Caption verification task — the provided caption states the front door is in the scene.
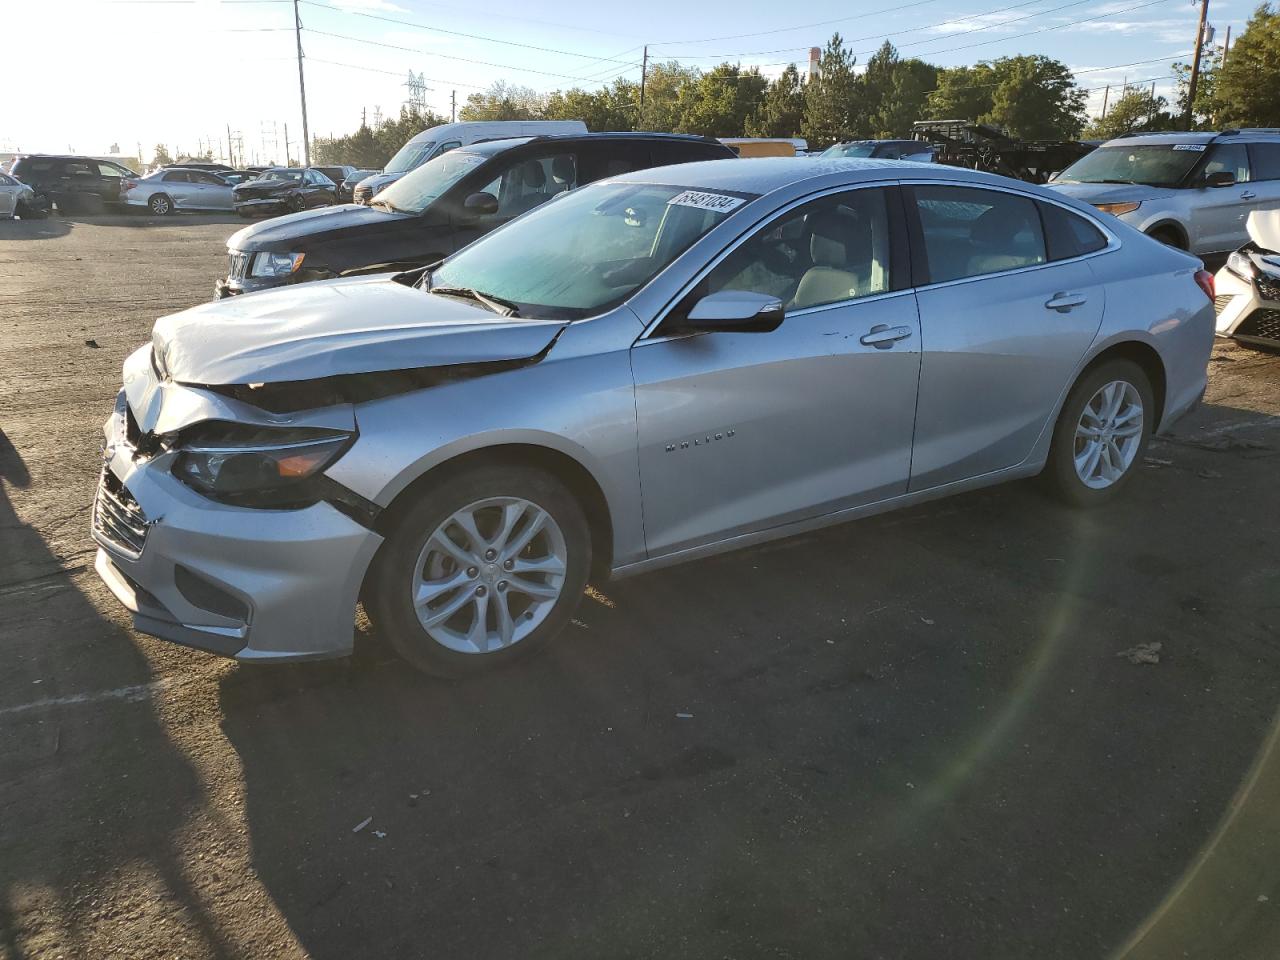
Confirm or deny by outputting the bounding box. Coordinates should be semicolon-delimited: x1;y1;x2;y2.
632;185;921;557
1193;143;1255;254
905;183;1106;490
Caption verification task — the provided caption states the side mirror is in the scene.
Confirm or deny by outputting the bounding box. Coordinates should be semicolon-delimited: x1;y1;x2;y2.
682;290;785;333
462;191;499;216
1204;170;1236;188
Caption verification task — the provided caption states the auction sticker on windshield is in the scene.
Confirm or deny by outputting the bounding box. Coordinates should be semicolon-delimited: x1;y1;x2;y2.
1172;144;1208;151
668;190;747;212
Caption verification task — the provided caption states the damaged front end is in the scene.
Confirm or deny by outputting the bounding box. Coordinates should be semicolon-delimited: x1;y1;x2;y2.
1215;210;1280;347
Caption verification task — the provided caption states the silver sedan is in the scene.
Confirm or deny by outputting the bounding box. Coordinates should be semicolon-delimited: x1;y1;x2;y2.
123;167;235;215
94;159;1215;675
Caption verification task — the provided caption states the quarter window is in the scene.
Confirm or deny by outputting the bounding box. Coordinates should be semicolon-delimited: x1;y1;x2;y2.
701;188;894;310
912;185;1046;284
1039;202;1108;260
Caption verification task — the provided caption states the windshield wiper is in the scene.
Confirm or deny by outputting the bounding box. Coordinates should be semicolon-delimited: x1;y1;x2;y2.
429;285;520;317
1090;178;1141;185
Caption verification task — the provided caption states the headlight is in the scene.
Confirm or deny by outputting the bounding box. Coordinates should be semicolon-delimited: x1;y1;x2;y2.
1226;250;1257;280
1093;201;1141;216
172;423;352;507
250;252;306;277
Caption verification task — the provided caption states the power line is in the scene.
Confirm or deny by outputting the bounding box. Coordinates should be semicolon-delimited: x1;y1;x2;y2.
650;0;951;46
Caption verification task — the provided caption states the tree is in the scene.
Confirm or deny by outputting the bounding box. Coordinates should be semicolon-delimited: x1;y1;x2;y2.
637;61;699;132
1211;3;1280;127
803;33;864;147
746;64;805;137
675;64;768;137
1083;88;1177;139
543;78;638;130
459;81;546;121
1173;48;1224;129
927;55;1085;138
312;106;446;168
152;143;173;167
872;58;938;137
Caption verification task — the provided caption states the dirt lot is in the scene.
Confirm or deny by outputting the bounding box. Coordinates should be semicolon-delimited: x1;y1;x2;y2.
1;212;1279;960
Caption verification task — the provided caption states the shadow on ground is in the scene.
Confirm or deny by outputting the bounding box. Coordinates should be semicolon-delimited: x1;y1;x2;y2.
219;402;1280;960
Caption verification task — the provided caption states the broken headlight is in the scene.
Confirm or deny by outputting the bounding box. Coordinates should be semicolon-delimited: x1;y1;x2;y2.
250;251;306;278
1226;250;1257;281
171;423;353;507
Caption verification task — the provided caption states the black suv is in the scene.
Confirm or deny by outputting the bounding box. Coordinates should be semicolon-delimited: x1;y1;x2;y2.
10;154;140;213
216;133;735;297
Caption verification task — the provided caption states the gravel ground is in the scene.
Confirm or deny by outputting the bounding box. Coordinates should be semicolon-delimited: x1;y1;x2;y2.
1;213;1279;960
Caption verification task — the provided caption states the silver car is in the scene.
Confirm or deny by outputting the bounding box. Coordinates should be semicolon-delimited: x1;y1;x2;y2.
94;159;1215;676
124;167;235;215
1050;130;1280;257
0;172;41;218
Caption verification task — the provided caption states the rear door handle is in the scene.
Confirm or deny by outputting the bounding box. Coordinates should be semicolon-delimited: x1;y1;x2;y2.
1045;292;1087;312
859;324;913;348
1241;191;1257;200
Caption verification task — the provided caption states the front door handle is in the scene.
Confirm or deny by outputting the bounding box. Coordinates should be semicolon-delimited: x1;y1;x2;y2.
1045;292;1087;312
1241;191;1257;200
859;324;913;349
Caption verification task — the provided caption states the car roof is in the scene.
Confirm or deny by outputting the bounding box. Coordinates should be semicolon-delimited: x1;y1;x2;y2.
1105;132;1218;146
457;132;727;158
607;156;1023;194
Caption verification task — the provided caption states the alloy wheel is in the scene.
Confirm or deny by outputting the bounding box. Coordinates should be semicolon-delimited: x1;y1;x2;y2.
411;496;568;654
1073;380;1144;489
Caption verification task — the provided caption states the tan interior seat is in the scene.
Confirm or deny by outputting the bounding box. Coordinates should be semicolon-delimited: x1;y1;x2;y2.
792;210;870;309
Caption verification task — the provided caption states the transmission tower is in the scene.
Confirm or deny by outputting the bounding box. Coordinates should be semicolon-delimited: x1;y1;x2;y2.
403;72;431;112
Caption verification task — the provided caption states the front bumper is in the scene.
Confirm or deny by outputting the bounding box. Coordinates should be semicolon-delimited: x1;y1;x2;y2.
92;408;382;661
214;271;296;299
1213;266;1280;346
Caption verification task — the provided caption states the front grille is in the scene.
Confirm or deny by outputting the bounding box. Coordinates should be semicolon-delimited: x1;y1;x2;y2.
1256;274;1280;303
1214;294;1234;317
1236;308;1280;343
353;183;372;205
93;469;149;557
228;251;251;280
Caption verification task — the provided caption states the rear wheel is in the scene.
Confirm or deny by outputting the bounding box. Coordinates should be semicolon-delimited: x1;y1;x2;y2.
287;193;305;213
1043;358;1154;506
365;464;591;678
148;193;173;216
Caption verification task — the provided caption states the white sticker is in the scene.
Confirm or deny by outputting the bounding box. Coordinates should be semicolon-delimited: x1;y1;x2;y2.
667;190;746;213
1172;144;1208;152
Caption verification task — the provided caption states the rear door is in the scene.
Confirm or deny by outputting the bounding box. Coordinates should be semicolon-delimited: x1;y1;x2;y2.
162;170;195;208
192;171;233;209
1193;143;1254;254
1245;142;1280;235
632;184;920;556
906;183;1107;490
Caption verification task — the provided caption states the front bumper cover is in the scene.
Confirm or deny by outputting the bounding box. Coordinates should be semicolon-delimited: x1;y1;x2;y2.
92;406;383;661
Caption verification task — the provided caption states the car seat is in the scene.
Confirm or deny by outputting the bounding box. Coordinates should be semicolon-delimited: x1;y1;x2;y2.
792;209;872;308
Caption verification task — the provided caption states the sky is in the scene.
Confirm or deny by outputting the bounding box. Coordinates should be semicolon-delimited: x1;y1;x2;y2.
1;0;1250;165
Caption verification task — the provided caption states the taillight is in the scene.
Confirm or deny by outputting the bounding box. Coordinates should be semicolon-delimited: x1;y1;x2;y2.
123;179;138;191
1194;269;1215;302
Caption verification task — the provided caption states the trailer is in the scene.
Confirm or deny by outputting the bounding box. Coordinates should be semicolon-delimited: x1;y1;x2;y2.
911;120;1097;184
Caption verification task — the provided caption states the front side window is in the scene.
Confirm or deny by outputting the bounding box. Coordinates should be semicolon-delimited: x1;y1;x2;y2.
0;174;15;186
1203;143;1251;183
486;153;578;220
913;185;1046;284
701;188;893;309
374;150;490;214
1056;144;1208;187
430;181;756;319
259;170;301;184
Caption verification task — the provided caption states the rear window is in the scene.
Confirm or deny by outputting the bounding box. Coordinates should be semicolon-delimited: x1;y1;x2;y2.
1039;202;1108;260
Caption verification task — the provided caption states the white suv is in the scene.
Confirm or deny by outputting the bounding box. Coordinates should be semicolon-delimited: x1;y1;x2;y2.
1050;129;1280;258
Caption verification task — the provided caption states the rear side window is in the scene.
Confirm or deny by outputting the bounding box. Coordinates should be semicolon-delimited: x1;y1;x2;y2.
163;171;190;183
912;185;1046;284
578;143;652;182
1039;202;1108;260
1248;142;1280;181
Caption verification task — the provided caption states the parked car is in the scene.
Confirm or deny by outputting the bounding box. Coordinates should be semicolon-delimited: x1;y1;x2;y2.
0;172;47;218
314;165;356;198
220;170;260;187
720;138;796;157
1213;208;1280;348
822;139;936;162
9;154;139;213
124;167;235;215
164;162;235;175
232;167;337;217
339;168;379;202
1050;129;1280;257
97;158;1214;675
215;132;735;298
353;119;588;204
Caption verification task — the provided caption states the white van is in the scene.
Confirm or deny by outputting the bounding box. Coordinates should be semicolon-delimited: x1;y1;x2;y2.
353;120;588;203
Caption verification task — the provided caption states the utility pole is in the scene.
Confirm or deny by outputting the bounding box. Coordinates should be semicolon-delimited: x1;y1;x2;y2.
293;0;311;166
1222;24;1231;65
284;122;291;167
1101;85;1110;118
451;90;457;122
1185;0;1210;129
226;123;233;167
639;45;649;119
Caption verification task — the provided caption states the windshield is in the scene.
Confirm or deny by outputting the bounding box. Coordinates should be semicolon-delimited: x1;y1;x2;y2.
385;139;437;175
1056;143;1207;187
429;182;756;320
257;169;301;184
374;150;489;214
823;143;876;158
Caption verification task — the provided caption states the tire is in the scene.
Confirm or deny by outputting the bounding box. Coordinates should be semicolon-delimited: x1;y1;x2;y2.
1042;358;1155;507
287;193;305;213
14;199;47;220
365;464;591;678
236;207;252;218
148;193;173;216
1147;226;1184;249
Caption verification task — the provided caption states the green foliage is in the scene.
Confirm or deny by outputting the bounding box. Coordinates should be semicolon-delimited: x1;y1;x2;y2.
675;64;768;137
151;143;173;166
637;61;700;132
927;55;1085;138
1083;89;1177;139
543;78;639;130
1212;4;1280;127
458;81;546;121
313;106;447;168
745;64;806;137
872;57;939;138
802;33;865;147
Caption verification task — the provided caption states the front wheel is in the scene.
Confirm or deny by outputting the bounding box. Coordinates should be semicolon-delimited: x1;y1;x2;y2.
287;193;305;213
365;464;591;677
148;193;173;216
1043;358;1154;506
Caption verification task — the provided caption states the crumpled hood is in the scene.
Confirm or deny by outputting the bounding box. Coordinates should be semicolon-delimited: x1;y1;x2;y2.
1247;209;1280;253
1047;181;1174;206
227;203;411;251
356;172;402;197
152;274;566;386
